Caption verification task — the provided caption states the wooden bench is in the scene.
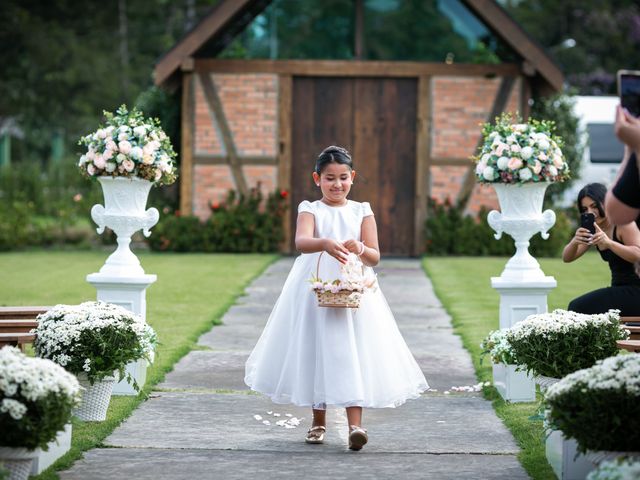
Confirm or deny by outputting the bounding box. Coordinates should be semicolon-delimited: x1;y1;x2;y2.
0;306;49;350
617;316;640;352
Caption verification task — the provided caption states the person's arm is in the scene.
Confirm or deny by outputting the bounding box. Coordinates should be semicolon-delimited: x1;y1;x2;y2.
592;222;640;264
343;215;381;267
562;227;592;262
295;212;349;264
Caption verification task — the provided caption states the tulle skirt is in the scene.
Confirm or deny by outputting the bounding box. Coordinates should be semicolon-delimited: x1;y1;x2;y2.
244;253;429;408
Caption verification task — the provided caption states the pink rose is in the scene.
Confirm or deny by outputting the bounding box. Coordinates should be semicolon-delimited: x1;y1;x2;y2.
538;152;547;161
122;159;135;172
495;143;508;156
87;164;96;176
106;140;117;151
507;157;523;170
103;149;114;160
532;160;542;174
118;140;132;154
553;155;564;168
93;156;106;169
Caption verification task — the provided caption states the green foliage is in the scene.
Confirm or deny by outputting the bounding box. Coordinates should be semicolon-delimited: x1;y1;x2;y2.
530;92;586;204
424;197;572;257
148;188;288;253
545;356;640;453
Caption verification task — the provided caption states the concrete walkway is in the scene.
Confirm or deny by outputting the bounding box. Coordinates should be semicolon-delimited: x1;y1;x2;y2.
60;259;528;479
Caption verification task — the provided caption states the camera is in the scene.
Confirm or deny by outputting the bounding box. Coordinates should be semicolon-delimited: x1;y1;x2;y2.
618;70;640;118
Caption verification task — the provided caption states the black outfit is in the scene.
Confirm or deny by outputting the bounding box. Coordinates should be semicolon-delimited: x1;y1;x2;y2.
612;153;640;208
568;227;640;316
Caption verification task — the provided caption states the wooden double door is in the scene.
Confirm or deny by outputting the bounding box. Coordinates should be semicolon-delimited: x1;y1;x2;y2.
290;77;417;256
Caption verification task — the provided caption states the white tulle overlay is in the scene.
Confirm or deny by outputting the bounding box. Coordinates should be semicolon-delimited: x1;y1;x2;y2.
244;200;429;408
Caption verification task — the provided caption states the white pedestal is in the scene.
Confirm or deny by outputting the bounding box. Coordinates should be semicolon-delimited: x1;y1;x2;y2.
546;429;595;480
491;276;556;403
86;272;156;395
31;423;71;475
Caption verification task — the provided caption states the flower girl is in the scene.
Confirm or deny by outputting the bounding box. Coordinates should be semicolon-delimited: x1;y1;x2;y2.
245;146;428;451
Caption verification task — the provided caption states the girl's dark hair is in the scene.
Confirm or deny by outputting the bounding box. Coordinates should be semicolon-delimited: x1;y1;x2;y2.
315;145;353;174
577;183;607;217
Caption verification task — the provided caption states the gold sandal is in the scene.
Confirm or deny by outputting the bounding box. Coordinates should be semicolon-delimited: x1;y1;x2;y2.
348;426;368;451
305;426;326;444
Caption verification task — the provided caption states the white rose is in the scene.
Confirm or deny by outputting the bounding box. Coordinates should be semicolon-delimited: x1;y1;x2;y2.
142;153;154;165
482;166;496;181
548;165;558;176
155;169;163;181
130;146;143;160
119;126;131;134
475;161;487;175
506;135;516;144
133;126;147;138
497;156;509;170
537;139;550;150
78;155;87;165
118;132;128;142
116;153;127;164
105;161;117;173
97;129;107;139
518;168;532;181
481;153;491;163
521;146;533;160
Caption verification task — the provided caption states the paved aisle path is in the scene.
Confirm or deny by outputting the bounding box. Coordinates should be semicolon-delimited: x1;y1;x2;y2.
61;259;528;479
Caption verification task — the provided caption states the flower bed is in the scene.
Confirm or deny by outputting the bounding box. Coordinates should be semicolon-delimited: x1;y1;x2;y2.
78;105;177;185
481;309;627;378
0;347;80;450
474;113;570;185
34;301;157;390
545;354;640;453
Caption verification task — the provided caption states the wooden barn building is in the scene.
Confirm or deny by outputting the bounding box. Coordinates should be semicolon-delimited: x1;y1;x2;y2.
154;0;563;256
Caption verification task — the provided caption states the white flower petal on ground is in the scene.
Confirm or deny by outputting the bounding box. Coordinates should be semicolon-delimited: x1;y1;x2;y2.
253;414;262;421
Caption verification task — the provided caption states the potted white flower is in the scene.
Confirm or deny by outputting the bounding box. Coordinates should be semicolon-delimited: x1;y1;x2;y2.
0;347;80;480
482;309;628;388
78;105;178;277
33;301;157;421
587;457;640;479
474;113;571;281
545;354;640;457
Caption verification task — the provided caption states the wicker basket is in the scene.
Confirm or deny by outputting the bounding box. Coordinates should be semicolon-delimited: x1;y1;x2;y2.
73;374;116;421
313;252;362;309
0;447;37;480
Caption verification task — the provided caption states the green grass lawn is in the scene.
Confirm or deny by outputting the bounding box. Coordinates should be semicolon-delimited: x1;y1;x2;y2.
0;250;276;480
423;252;609;480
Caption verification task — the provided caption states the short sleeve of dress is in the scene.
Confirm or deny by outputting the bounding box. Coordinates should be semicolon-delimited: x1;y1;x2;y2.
612;153;640;208
298;200;315;215
362;202;374;217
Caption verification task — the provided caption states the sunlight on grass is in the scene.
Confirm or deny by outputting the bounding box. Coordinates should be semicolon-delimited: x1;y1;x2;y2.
424;252;608;480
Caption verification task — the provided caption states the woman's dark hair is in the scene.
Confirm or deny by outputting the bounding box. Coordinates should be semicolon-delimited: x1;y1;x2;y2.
315;145;353;174
577;183;607;217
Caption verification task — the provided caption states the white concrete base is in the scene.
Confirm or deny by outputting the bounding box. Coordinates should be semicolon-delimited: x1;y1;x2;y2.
86;272;156;395
492;364;535;402
31;423;72;475
491;276;556;403
112;358;149;396
546;429;595;480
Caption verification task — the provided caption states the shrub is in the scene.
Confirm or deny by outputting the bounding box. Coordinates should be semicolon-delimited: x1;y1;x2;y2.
424;198;573;257
481;309;627;379
545;354;640;453
34;302;157;390
149;188;288;253
0;347;80;450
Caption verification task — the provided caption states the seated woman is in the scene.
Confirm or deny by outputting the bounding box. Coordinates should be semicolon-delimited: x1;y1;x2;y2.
563;183;640;316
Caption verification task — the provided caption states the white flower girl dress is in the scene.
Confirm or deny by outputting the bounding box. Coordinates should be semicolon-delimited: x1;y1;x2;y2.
245;199;428;408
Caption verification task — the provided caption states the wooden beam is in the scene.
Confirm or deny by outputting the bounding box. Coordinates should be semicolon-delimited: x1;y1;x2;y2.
194;155;277;165
462;0;563;92
277;75;293;253
458;76;516;205
414;76;432;256
180;72;195;216
154;0;257;86
194;59;521;78
198;72;248;195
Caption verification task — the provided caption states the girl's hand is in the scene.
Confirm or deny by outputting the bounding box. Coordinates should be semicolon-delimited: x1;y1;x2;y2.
323;239;350;264
589;223;611;248
342;239;364;255
573;227;593;245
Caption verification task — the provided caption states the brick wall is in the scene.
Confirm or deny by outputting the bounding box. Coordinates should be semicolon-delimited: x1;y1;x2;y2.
193;74;278;219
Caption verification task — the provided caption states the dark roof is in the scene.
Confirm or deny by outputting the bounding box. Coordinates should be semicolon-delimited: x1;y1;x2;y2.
154;0;563;93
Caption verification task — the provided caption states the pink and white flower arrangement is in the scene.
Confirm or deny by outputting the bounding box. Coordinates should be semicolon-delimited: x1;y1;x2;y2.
78;105;177;186
473;113;570;185
310;253;378;300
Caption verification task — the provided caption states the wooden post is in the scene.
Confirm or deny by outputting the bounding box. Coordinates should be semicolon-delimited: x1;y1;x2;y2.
180;72;194;216
277;74;293;253
414;76;432;256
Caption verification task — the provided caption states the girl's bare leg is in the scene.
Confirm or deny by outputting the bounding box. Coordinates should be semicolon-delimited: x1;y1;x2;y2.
312;408;326;427
346;406;362;429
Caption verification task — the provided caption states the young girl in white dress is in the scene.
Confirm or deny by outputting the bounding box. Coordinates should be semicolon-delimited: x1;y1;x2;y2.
244;146;428;451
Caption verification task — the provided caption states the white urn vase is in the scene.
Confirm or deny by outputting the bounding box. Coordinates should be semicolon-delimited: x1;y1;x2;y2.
488;183;556;282
91;177;159;277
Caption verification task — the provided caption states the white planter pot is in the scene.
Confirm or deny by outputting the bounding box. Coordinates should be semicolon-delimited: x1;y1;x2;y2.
73;374;116;421
492;363;535;402
488;183;556;282
534;374;561;393
586;450;640;465
0;447;37;480
91;177;159;277
112;358;149;396
545;429;595;480
30;423;72;475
